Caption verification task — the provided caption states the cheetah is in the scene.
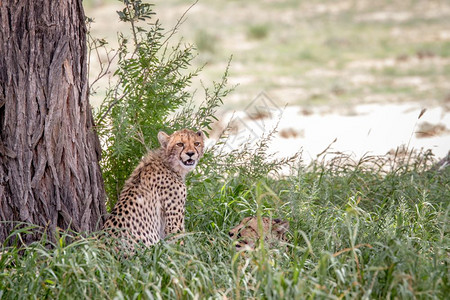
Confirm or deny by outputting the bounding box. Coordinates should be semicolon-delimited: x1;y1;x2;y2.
102;129;205;247
229;217;289;250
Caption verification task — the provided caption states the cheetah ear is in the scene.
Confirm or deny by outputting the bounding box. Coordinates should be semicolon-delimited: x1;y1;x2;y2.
196;130;205;139
272;219;289;234
158;131;170;148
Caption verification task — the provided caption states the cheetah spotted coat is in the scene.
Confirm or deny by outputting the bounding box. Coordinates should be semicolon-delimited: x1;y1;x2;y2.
102;129;204;247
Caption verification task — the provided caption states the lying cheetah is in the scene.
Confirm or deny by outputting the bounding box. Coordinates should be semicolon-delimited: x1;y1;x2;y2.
229;217;289;250
102;129;205;247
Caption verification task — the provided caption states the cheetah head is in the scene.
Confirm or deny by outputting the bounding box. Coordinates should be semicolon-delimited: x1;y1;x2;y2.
229;217;289;250
158;129;205;176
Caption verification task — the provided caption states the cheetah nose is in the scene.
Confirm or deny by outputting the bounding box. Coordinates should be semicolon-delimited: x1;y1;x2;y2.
186;151;195;157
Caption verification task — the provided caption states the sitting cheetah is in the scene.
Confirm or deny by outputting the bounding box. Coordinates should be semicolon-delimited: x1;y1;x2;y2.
229;217;289;250
102;129;205;247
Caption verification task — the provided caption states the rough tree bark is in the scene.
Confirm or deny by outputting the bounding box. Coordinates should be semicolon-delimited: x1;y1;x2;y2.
0;0;106;243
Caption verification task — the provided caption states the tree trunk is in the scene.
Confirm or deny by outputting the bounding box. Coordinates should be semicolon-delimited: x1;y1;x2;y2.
0;0;106;244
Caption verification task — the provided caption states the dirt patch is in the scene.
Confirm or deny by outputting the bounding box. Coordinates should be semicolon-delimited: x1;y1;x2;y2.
279;128;304;139
416;122;449;138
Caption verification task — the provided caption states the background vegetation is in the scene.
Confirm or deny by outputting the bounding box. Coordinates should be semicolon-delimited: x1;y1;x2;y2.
92;0;232;208
1;1;448;299
85;0;450;111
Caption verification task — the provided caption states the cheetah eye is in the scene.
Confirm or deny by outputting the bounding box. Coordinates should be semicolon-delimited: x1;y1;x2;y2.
176;142;184;147
194;142;200;147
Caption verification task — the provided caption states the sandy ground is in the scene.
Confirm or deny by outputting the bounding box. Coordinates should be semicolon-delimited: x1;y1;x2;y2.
211;100;450;164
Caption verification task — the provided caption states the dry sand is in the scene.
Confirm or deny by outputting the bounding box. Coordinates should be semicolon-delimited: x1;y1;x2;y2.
211;102;450;165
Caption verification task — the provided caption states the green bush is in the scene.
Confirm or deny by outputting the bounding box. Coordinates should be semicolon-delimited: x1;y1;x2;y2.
247;23;270;40
195;30;218;53
94;0;231;208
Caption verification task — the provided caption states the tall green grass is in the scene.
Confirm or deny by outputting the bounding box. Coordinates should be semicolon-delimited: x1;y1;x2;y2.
2;1;447;298
1;152;448;299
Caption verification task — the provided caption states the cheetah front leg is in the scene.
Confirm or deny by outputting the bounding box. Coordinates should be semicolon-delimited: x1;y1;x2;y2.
162;200;186;245
162;181;186;236
163;199;185;236
160;181;187;244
